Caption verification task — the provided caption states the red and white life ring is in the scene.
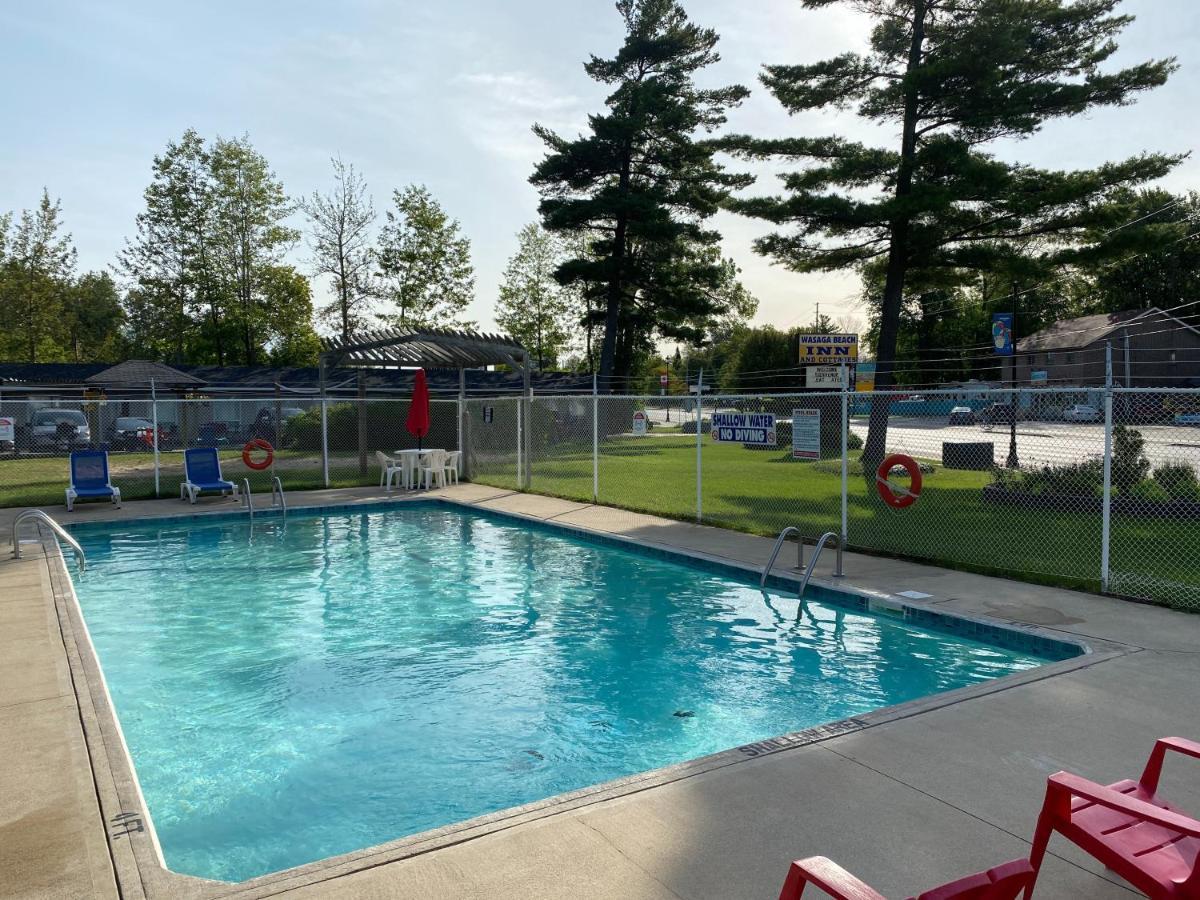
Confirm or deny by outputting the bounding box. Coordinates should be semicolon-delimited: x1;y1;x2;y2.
876;454;922;509
242;439;274;470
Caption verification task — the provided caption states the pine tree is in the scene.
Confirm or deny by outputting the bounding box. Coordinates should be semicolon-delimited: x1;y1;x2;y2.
495;224;573;370
375;185;475;330
301;157;376;341
728;0;1180;465
530;0;750;389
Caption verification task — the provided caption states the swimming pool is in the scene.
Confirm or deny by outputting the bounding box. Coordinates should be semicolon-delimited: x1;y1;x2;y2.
68;502;1077;883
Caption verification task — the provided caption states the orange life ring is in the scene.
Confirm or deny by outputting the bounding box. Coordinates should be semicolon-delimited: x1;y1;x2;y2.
242;439;274;470
876;454;922;509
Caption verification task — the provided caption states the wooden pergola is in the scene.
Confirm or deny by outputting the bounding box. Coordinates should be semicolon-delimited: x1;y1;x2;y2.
318;327;532;484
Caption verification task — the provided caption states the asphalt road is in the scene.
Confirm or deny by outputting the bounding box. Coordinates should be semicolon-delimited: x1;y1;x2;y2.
849;416;1200;469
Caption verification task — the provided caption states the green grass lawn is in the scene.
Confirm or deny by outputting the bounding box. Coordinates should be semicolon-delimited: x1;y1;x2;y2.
473;435;1200;610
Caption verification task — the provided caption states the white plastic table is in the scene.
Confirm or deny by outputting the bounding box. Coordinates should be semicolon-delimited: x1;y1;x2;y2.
393;449;442;489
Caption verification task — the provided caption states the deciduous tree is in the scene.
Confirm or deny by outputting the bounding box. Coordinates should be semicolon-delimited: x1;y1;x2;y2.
495;224;573;369
301;157;376;341
376;184;475;329
210;135;299;365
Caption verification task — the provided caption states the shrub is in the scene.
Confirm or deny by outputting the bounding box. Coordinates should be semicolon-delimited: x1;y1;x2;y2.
1021;459;1104;497
1128;480;1170;503
1153;463;1200;500
1112;425;1150;490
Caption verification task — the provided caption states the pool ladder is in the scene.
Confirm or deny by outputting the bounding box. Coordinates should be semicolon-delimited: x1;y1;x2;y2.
270;476;286;519
11;509;86;572
242;478;253;520
762;527;843;598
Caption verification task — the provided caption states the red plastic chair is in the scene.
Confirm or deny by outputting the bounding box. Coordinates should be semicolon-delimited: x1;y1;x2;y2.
778;855;1035;900
1027;736;1200;899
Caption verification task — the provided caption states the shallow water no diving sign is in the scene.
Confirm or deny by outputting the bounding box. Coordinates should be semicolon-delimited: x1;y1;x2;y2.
711;412;776;447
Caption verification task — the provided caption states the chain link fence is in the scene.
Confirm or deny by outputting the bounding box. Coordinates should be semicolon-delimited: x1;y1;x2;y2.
5;386;1198;610
460;386;1200;612
0;396;461;506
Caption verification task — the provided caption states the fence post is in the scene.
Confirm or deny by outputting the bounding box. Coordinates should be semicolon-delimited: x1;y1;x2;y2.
151;378;160;498
592;373;599;503
1101;342;1113;592
695;369;703;524
356;371;367;478
516;397;523;490
320;396;329;488
840;365;849;548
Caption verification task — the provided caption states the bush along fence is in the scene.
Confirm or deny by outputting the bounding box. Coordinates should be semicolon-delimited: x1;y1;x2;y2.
462;387;1200;613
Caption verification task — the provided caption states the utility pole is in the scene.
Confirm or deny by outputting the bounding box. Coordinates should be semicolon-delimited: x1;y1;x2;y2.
1006;282;1020;469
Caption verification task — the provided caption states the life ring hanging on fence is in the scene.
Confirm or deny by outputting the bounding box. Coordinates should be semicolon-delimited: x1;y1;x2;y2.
242;439;274;470
876;454;922;509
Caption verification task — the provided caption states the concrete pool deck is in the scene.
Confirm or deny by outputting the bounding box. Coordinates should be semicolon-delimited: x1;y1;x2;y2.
1;485;1197;899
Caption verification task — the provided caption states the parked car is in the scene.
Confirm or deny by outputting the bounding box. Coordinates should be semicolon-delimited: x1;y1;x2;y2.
978;403;1016;427
948;406;976;426
1062;403;1101;423
194;422;235;446
26;408;90;450
110;417;155;450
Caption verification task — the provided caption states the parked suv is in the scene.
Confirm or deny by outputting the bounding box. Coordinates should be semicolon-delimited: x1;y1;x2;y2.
27;408;90;450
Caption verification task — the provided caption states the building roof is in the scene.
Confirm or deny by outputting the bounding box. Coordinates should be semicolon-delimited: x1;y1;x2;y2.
1017;307;1199;353
0;360;590;395
320;327;529;370
84;360;206;386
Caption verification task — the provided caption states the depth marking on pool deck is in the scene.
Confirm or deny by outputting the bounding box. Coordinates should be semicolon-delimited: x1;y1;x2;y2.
737;718;867;757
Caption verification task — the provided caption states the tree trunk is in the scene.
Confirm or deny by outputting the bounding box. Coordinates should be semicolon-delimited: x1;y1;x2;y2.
599;151;632;393
862;0;928;470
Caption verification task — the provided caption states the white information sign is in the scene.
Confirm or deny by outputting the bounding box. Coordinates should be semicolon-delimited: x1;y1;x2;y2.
711;412;776;447
792;408;821;460
0;417;12;444
632;410;648;436
806;366;845;388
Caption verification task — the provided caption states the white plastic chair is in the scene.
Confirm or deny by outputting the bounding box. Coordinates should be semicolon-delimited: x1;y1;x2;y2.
443;450;461;485
418;449;447;489
376;451;403;492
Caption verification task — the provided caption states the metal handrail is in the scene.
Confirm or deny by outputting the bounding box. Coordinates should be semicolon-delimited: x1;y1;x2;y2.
797;531;844;600
271;476;286;519
242;478;253;520
11;509;86;572
761;525;805;588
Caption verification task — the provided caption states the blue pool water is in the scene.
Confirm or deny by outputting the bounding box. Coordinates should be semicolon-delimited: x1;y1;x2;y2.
70;504;1066;882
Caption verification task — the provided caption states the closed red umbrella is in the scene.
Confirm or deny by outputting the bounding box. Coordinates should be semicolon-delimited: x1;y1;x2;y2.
406;368;431;451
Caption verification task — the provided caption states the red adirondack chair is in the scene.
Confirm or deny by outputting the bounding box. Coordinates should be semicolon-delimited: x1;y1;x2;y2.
778;855;1034;900
1027;736;1200;899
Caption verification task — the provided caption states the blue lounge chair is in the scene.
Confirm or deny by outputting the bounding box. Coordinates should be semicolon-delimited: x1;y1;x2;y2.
180;447;239;504
66;450;121;511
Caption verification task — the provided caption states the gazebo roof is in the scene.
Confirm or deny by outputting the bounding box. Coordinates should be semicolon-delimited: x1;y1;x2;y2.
320;327;529;371
85;360;206;386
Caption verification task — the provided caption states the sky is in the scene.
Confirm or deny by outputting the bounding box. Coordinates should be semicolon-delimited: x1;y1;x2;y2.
1;0;1197;341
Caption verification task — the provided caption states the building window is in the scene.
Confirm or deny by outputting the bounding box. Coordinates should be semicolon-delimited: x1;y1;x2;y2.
1065;352;1074;364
